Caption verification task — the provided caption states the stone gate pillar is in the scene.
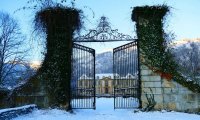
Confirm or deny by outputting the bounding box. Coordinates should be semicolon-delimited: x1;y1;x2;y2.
132;6;169;110
9;8;81;110
36;8;81;110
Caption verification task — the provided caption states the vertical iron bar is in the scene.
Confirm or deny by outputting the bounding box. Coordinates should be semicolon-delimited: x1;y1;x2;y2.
71;43;95;109
93;50;96;109
113;41;139;109
90;50;91;108
77;47;79;108
113;49;115;109
84;48;86;108
79;47;80;108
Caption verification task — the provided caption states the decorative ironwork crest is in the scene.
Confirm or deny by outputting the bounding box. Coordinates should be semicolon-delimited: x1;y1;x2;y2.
74;16;136;42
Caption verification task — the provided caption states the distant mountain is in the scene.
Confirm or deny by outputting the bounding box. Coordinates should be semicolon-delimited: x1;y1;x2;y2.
171;38;200;47
95;51;113;74
1;63;36;89
95;50;138;76
95;39;200;76
72;49;138;78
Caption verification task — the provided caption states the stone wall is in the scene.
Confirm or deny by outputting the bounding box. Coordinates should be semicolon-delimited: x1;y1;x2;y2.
132;5;200;112
10;76;49;108
0;104;37;120
141;64;200;112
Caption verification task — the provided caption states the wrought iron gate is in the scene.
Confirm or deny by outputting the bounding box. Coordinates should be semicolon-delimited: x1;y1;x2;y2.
113;41;140;109
71;43;95;109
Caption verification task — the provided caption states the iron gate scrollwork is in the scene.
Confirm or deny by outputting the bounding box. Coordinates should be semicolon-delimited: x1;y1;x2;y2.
71;43;95;109
74;16;136;42
113;41;140;109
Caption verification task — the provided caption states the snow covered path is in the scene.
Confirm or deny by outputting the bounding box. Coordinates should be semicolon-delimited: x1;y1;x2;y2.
13;98;200;120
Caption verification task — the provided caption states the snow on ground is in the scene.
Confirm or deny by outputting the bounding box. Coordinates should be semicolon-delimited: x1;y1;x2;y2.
12;98;200;120
0;104;36;114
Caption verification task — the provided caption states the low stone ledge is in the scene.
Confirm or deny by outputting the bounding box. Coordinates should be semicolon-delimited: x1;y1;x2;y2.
0;104;37;120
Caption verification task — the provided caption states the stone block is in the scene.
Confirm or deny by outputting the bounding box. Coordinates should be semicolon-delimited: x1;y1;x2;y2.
141;99;163;110
182;94;188;100
176;94;186;102
143;81;162;88
171;81;179;87
142;88;162;94
171;88;179;94
198;94;200;102
141;94;147;101
154;82;162;88
187;94;196;101
162;80;175;88
163;88;176;94
154;103;163;110
164;94;177;103
141;93;163;103
141;82;144;87
141;76;150;81
155;88;162;94
180;101;198;111
140;65;149;70
154;94;163;103
141;69;152;76
163;94;171;102
149;76;161;81
167;103;177;110
141;76;161;82
175;102;182;110
142;88;151;93
143;82;154;87
164;88;171;94
170;95;177;102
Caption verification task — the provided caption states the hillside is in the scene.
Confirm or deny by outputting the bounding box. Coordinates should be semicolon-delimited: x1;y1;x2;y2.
0;63;35;89
95;51;113;74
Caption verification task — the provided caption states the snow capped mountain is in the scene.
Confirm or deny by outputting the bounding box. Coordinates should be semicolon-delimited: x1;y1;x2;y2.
95;51;113;74
95;50;138;76
1;63;36;89
171;38;200;47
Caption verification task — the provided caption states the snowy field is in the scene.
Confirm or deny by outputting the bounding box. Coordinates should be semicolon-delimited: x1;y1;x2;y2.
12;98;200;120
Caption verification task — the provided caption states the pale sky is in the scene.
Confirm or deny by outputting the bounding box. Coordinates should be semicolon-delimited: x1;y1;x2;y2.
1;0;200;61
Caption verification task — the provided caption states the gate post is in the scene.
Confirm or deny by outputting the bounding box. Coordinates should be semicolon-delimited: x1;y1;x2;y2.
35;8;81;110
132;6;169;109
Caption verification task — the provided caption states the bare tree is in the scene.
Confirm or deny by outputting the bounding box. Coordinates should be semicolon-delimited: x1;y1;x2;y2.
173;42;200;83
0;11;29;87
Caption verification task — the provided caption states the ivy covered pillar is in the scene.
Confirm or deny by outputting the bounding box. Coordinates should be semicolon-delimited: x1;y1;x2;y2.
35;7;81;110
132;6;169;70
131;6;171;110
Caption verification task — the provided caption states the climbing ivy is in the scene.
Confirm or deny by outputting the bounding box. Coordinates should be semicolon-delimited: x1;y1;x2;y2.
3;1;83;109
132;5;200;92
33;5;82;109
